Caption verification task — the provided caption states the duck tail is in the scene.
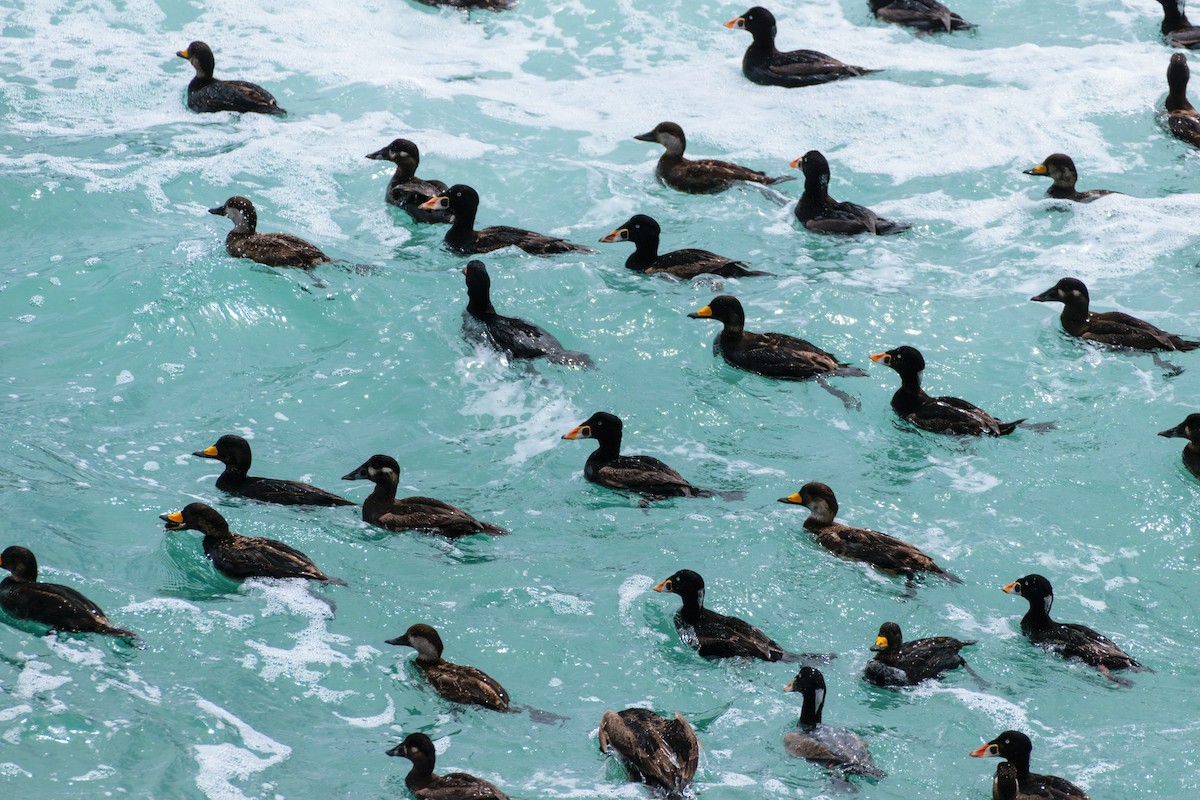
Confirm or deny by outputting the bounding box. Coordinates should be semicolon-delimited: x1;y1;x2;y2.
545;349;594;368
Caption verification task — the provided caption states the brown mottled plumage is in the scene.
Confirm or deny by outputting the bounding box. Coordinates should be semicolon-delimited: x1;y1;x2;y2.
208;196;332;267
868;0;975;32
1165;53;1200;148
365;139;451;223
1032;278;1200;353
635;121;793;194
387;624;510;711
599;708;699;800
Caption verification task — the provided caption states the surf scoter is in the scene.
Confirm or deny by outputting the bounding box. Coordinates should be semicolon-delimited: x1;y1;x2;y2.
1164;52;1200;148
387;733;509;800
792;151;909;235
192;434;354;507
724;7;879;87
864;621;975;686
411;0;514;10
463;260;592;366
599;214;767;278
341;454;507;537
599;708;699;800
1159;413;1200;478
635;121;793;194
778;482;958;583
388;623;510;711
0;546;137;639
208;196;332;268
161;502;343;583
970;731;1091;800
1031;277;1200;353
366;139;451;224
419;185;594;255
870;346;1027;436
176;41;286;115
784;666;885;779
1023;154;1117;203
1159;0;1200;49
868;0;975;32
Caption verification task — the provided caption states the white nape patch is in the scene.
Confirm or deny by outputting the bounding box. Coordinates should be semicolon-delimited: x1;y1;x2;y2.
194;698;291;800
333;695;395;728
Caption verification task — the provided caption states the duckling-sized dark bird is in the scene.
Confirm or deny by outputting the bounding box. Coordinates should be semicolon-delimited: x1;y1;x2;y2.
341;454;507;537
562;412;741;501
599;708;699;800
1164;52;1200;148
791;151;909;235
971;731;1091;800
387;623;510;711
870;346;1031;436
412;0;514;10
599;214;769;278
161;503;344;583
208;196;332;268
0;546;137;640
868;0;975;32
387;733;509;800
463;261;592;367
635;121;793;194
366;139;451;224
419;185;594;255
1023;154;1117;203
784;667;885;779
778;482;959;585
1159;413;1200;479
1003;574;1145;682
864;621;976;686
724;7;879;87
1159;0;1200;50
192;434;355;507
176;41;286;115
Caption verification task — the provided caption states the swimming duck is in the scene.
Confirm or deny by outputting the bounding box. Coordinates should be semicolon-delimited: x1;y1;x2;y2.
1031;277;1200;353
870;346;1026;436
1023;154;1117;203
864;621;975;686
783;667;885;779
724;7;879;87
192;434;355;507
411;0;514;10
778;482;958;583
387;623;510;711
970;731;1091;800
635;121;793;194
1158;0;1200;50
868;0;975;32
419;185;594;255
599;708;699;800
208;196;332;268
0;546;136;639
387;733;509;800
1159;413;1200;479
341;454;507;537
599;214;768;278
791;151;909;235
160;502;343;583
1164;52;1200;148
463;261;592;366
1003;574;1145;677
176;41;286;115
365;139;452;224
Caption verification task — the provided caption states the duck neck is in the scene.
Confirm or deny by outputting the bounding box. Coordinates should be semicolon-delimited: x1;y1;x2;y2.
404;757;436;792
448;203;478;239
1057;296;1089;328
589;430;622;463
1021;595;1054;633
1162;0;1189;32
798;694;822;726
390;161;417;186
748;25;778;55
465;286;496;317
800;173;831;212
625;235;660;272
366;476;399;514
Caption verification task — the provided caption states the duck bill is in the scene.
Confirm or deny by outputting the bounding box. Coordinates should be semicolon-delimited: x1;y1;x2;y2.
723;16;745;29
1030;288;1056;302
789;156;803;169
1001;581;1019;594
783;677;796;692
869;636;888;652
868;352;890;365
385;743;405;758
192;445;219;459
633;131;656;142
365;148;388;161
161;511;185;531
1158;425;1185;439
652;579;671;593
1023;164;1048;176
970;742;1000;758
687;306;713;320
385;634;411;647
342;464;370;481
598;228;627;243
778;492;803;505
176;49;189;59
562;425;591;440
207;206;227;216
418;196;448;210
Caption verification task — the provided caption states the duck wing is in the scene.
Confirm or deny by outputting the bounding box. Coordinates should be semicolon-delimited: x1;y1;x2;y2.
0;579;130;636
1168;109;1200;148
874;0;972;31
644;248;761;278
786;725;885;777
685;607;784;660
679;157;779;187
768;49;863;76
587;454;700;497
420;773;509;800
723;331;846;379
892;636;973;681
208;536;331;582
1023;771;1091;800
811;523;947;575
229;233;330;267
903;395;1011;436
1083;311;1182;350
423;661;511;710
474;225;594;255
377;496;507;537
599;709;698;793
234;476;355;507
1034;622;1143;670
189;79;285;114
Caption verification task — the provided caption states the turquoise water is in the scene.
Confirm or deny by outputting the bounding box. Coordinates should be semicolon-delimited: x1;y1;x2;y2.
2;0;1200;797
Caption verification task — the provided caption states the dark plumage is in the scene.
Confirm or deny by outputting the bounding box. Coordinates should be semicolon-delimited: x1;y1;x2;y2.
463;261;592;366
635;121;793;194
599;708;699;800
419;185;594;255
783;667;885;779
868;0;975;32
1023;154;1116;203
1164;53;1200;148
192;434;354;507
1159;0;1200;50
412;0;514;9
724;7;879;87
778;482;957;582
366;139;451;224
1032;277;1200;352
864;621;975;686
1003;574;1144;676
870;346;1026;436
176;41;286;115
341;454;507;537
0;546;136;639
1159;413;1200;479
994;762;1042;800
599;214;767;278
791;151;909;235
208;196;332;268
970;731;1091;800
387;623;510;711
160;503;343;583
387;733;509;800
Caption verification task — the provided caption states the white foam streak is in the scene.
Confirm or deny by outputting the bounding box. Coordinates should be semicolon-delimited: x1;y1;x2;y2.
194;698;291;800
